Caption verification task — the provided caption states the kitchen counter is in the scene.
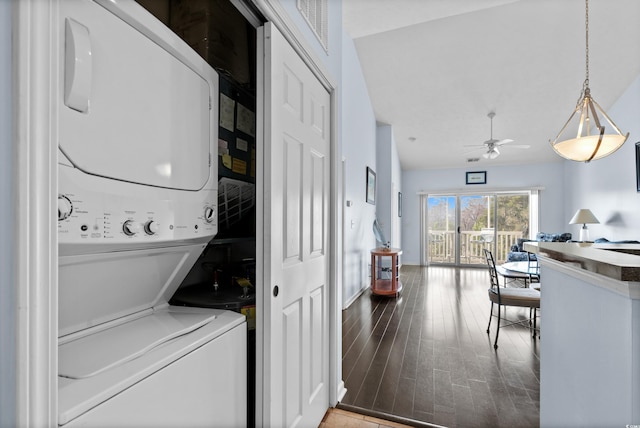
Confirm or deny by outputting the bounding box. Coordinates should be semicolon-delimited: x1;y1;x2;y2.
523;241;640;427
524;241;640;297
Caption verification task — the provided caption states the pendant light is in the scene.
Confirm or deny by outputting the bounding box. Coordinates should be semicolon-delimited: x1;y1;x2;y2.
550;0;629;162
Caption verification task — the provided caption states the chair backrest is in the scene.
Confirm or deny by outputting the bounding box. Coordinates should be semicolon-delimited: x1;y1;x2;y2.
527;252;538;269
527;251;540;281
484;249;500;293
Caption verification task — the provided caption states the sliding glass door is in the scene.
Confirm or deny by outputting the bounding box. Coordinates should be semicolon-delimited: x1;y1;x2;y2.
424;191;536;266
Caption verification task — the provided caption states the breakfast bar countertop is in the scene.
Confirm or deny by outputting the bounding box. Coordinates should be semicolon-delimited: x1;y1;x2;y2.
524;241;640;283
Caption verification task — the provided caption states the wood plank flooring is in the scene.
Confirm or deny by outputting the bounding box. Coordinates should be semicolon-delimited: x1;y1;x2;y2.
320;407;413;428
340;265;540;428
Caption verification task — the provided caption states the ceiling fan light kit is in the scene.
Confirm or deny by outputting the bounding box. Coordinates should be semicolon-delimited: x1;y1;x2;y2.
483;147;499;159
550;0;629;163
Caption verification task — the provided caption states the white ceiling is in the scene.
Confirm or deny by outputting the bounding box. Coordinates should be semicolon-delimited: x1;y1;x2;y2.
342;0;640;170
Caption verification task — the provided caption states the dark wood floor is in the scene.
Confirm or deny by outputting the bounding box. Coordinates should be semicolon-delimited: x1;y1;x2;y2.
340;265;540;428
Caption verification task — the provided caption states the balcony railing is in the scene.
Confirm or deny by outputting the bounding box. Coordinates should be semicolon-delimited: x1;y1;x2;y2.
428;230;523;265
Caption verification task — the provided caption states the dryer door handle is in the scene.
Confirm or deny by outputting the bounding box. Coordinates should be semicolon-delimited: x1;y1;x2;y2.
64;18;92;113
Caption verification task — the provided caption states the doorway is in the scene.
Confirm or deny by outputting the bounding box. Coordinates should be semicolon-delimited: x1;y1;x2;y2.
424;191;537;266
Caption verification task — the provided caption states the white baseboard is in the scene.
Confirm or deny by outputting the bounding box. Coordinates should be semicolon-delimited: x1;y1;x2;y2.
342;285;368;310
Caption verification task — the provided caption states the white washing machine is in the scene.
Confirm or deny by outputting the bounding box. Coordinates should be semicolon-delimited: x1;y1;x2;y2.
56;0;246;426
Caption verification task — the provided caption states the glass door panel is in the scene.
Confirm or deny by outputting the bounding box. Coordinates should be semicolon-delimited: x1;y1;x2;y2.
494;193;530;264
460;195;495;266
427;196;456;264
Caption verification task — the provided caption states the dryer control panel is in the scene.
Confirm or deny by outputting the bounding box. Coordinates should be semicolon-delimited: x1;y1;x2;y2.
58;164;217;251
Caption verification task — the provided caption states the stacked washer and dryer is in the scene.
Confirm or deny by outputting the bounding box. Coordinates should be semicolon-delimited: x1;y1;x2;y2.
56;0;246;426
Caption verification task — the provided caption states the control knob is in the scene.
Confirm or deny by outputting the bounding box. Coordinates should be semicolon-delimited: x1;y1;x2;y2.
122;220;141;236
144;220;159;235
204;205;216;223
58;195;73;221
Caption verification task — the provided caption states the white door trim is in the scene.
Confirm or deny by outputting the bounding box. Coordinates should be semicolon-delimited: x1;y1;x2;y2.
13;1;59;426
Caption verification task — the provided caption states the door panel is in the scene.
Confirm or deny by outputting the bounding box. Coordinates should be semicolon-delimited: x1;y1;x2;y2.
284;136;303;261
426;195;457;264
460;195;495;265
309;286;324;393
262;22;330;428
283;300;302;425
310;152;325;256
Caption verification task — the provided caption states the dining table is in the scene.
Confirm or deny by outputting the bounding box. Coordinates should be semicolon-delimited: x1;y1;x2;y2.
497;260;540;287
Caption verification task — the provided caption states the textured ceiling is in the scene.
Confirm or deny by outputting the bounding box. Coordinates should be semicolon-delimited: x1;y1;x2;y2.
343;0;640;170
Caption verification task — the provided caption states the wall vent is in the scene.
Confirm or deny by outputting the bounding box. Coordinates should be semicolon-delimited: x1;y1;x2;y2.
297;0;328;51
467;158;480;163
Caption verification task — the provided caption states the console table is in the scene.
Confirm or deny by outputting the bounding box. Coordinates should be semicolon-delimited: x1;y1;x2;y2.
370;247;402;296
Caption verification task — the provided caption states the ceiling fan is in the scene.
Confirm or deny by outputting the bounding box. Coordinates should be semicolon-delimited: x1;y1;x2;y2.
465;112;530;159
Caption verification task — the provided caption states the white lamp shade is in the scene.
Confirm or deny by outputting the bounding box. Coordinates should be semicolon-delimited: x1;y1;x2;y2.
553;134;627;162
569;209;599;225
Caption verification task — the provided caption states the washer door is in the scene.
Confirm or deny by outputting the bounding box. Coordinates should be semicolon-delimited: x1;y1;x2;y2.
59;0;214;191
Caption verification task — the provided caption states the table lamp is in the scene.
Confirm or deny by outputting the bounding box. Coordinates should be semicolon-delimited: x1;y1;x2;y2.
569;209;599;242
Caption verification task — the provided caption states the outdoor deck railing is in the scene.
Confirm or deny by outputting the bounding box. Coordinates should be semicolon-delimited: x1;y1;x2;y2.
428;230;523;265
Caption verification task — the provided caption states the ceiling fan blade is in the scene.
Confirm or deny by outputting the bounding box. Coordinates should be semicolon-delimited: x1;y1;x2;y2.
494;139;515;146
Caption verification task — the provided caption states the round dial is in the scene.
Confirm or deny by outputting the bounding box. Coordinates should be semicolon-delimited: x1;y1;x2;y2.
58;195;73;221
144;220;159;235
204;206;216;223
122;220;141;236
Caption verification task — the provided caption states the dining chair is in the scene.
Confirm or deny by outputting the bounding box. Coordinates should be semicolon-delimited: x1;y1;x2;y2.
484;249;540;349
527;251;540;285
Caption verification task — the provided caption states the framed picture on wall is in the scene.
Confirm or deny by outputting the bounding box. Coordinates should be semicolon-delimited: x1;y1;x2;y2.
466;171;487;185
636;142;640;192
366;167;376;205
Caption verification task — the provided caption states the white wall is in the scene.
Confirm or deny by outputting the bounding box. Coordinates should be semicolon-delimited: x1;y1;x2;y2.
340;31;378;307
375;124;402;249
391;132;402;248
563;75;640;241
0;0;14;425
376;125;392;245
401;162;566;265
